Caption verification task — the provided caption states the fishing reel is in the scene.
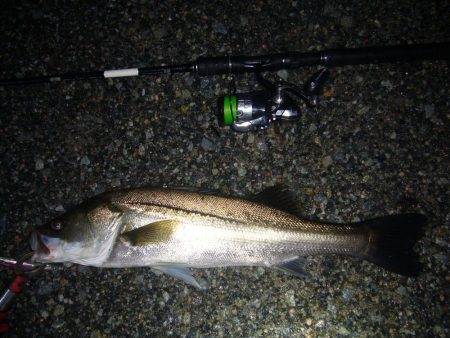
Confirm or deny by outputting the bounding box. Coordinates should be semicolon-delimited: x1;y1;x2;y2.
220;68;329;132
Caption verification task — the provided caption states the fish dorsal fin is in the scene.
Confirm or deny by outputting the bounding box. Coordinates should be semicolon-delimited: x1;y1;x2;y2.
250;185;302;216
275;257;310;279
120;220;179;246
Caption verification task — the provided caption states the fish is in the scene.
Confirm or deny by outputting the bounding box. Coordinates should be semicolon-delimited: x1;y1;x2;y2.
30;186;426;289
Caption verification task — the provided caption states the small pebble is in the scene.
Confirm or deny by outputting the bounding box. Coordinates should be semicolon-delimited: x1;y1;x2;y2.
256;142;268;151
53;304;65;316
138;144;146;156
237;167;247;177
285;290;296;306
247;133;255;144
322;155;333;168
342;289;353;302
35;159;44;170
182;311;191;325
340;16;354;28
337;326;350;336
315;319;325;328
277;69;289;81
424;104;435;118
288;307;296;316
55;204;65;212
355;75;364;83
80;155;90;165
397;286;407;296
201;137;215;151
162;291;170;303
240;15;248;26
153;27;167;39
211;22;228;35
381;80;393;90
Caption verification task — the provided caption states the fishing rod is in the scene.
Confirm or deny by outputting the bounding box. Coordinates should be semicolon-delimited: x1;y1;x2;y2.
1;42;449;131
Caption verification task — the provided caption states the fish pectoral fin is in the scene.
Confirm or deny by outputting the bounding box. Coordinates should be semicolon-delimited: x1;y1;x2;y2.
275;257;310;279
152;266;208;291
119;220;179;246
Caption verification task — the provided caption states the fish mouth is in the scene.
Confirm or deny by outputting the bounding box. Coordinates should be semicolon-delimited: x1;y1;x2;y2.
30;230;50;258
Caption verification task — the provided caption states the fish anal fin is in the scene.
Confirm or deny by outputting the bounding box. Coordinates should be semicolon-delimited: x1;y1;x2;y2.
152;266;208;290
120;220;179;246
251;185;303;216
275;257;310;279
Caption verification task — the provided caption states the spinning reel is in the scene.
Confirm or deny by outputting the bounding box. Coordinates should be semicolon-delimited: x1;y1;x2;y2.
221;68;329;132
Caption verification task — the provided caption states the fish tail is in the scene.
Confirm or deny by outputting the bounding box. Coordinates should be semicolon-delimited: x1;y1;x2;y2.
359;213;426;276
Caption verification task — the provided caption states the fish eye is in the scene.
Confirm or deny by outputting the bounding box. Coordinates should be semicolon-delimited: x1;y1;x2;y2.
51;221;63;231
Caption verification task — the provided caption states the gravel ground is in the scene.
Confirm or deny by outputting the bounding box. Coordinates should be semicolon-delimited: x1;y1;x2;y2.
0;1;448;337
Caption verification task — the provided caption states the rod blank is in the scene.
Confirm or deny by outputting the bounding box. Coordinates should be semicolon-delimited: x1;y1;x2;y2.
0;42;448;86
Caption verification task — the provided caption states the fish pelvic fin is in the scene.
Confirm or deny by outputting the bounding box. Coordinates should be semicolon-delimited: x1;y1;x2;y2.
152;266;208;291
275;257;310;279
359;213;426;277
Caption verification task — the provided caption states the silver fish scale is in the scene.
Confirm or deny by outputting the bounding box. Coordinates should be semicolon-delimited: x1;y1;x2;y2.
102;188;368;269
